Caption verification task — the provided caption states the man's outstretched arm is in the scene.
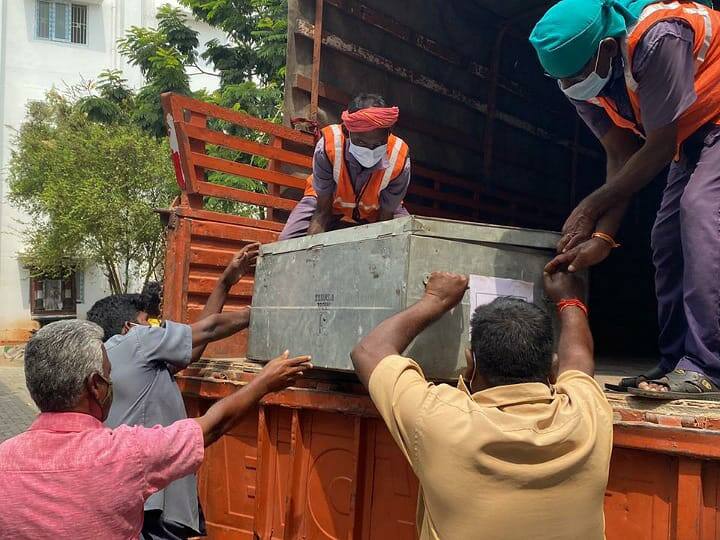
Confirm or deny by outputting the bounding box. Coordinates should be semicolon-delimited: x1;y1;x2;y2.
543;271;594;376
194;351;312;446
351;272;468;387
189;243;259;363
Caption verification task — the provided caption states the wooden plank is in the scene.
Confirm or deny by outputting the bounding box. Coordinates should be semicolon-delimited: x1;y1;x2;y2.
161;92;184;127
187;275;255;297
165;93;315;147
173;206;285;232
283;410;307;539
413;165;565;216
196;182;298;212
161;216;191;322
675;458;703;540
348;416;365;540
190;220;280;244
192;152;307;190
254;406;274;538
266;136;285;221
614;423;720;459
175;122;203;194
310;0;324;118
181;123;313;169
188;247;260;269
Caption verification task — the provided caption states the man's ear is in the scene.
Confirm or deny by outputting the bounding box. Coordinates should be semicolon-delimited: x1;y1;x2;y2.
86;372;103;403
602;37;619;57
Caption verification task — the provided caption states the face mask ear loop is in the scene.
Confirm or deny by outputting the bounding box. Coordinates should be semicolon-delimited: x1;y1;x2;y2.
469;350;478;391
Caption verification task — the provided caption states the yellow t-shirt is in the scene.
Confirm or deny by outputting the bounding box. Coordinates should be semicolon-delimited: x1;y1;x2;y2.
368;355;613;540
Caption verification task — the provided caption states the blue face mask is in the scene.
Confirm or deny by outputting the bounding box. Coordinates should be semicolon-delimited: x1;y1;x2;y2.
560;52;612;101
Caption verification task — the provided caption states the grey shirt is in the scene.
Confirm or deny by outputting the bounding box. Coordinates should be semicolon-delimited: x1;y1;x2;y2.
312;138;412;212
573;21;698;139
104;321;199;532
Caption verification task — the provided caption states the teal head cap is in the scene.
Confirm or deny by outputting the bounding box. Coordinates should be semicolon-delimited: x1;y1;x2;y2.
529;0;711;79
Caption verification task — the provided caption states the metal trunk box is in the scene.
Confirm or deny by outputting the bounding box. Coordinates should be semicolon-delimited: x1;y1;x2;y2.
248;216;560;379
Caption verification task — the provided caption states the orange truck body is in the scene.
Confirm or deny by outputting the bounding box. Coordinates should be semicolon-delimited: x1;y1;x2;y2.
161;93;720;539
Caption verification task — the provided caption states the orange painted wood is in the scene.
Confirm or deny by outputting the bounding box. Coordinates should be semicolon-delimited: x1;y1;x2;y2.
163;93;315;147
182;123;313;169
173;206;285;232
190;218;279;241
178;376;720;540
676;458;703;540
604;448;674;540
196;182;298;211
614;423;720;460
191;152;307;191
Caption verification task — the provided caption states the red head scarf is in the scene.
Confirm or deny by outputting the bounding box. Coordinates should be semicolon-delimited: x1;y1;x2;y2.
341;106;399;133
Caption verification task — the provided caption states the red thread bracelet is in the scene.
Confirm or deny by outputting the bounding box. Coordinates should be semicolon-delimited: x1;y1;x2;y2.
557;299;588;317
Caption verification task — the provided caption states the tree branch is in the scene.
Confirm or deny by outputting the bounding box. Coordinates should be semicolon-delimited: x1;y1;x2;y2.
190;63;221;77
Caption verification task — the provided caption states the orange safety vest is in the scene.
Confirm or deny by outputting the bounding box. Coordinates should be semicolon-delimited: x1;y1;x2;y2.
304;124;410;222
588;1;720;149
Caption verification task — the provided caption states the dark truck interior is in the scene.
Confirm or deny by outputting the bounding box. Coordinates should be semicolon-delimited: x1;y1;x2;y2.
283;0;663;365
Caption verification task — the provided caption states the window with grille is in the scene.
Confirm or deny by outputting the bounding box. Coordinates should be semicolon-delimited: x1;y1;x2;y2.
36;1;87;44
30;274;78;317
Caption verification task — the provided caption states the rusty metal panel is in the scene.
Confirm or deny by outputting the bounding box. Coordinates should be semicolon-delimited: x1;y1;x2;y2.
284;0;604;220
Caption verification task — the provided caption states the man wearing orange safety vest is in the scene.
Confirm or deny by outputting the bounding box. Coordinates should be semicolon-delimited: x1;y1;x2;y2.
530;0;720;399
279;94;411;239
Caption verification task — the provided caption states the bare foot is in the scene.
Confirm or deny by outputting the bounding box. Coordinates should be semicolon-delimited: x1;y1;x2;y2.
637;381;669;392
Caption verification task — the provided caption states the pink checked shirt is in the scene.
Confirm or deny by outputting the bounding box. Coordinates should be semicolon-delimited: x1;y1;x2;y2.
0;412;204;539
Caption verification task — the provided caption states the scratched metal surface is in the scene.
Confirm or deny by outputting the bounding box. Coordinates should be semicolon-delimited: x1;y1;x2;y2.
248;216;562;378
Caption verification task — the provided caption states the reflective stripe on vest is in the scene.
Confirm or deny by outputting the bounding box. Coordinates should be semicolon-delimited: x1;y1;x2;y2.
589;1;720;149
623;1;712;92
329;124;343;185
379;137;404;192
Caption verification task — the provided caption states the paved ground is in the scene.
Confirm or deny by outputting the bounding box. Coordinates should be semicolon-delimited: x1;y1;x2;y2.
0;365;38;442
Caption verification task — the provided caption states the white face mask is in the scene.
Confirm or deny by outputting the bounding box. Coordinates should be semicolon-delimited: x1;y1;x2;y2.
348;141;387;168
560;53;612;101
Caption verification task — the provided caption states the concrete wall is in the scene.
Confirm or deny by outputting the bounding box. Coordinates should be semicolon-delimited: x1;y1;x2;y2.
0;0;226;342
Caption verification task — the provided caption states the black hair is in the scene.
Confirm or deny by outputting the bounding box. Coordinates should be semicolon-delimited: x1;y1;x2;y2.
470;298;553;386
347;93;387;113
86;294;146;342
141;281;162;318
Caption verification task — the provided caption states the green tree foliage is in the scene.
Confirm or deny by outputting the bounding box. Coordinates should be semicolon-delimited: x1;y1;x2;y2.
117;2;289;215
181;0;287;87
118;5;198;137
8;2;290;292
8;88;178;294
117;2;287;133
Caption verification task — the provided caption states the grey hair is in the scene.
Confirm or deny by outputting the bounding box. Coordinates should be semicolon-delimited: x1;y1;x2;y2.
24;320;105;412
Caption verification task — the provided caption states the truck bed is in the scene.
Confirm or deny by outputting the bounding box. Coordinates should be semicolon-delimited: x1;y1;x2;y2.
181;356;720;431
176;358;720;539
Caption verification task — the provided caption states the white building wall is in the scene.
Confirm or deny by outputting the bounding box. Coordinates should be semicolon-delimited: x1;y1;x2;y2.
0;0;225;342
